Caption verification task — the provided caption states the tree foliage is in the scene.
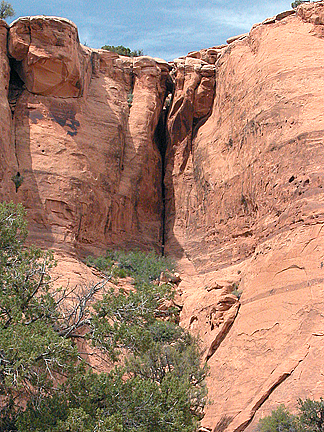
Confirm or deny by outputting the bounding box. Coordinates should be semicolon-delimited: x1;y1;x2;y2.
258;399;324;432
101;45;144;57
0;202;207;431
298;398;324;432
0;202;80;430
291;0;310;8
258;405;298;432
0;1;14;19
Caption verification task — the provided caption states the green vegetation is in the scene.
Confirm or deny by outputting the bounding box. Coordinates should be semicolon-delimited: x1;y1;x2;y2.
231;288;242;299
258;405;298;432
85;249;174;284
258;399;324;432
291;0;310;8
11;172;23;192
0;1;14;19
101;45;144;57
127;91;133;108
0;202;207;431
231;282;242;300
0;202;74;431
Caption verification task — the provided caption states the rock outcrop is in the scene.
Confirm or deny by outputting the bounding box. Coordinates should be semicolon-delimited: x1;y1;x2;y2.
6;16;170;254
2;3;324;432
0;19;15;201
9;17;88;97
164;3;324;431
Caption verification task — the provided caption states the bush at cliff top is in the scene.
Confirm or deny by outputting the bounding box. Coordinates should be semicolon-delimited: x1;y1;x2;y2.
0;1;14;19
0;202;207;432
101;44;144;57
291;0;310;8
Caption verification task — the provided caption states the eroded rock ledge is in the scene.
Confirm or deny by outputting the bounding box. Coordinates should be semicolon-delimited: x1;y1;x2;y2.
2;3;324;432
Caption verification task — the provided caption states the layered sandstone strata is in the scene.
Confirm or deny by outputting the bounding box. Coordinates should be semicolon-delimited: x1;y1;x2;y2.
164;4;324;431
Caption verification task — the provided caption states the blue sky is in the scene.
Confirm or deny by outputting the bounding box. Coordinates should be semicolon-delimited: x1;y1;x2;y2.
10;0;292;60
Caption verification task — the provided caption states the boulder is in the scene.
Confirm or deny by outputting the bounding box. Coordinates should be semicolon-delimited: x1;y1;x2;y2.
9;16;90;97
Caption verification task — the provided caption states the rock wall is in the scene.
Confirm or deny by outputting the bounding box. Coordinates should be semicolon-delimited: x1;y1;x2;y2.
6;16;170;254
164;3;324;431
2;4;324;432
0;19;16;201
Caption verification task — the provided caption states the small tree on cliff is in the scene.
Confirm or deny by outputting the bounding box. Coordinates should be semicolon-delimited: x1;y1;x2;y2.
101;44;144;57
291;0;310;8
0;1;14;20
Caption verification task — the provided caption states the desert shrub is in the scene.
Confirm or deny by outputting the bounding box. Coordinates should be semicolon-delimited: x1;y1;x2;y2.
0;202;206;431
258;399;324;432
258;405;298;432
231;289;242;299
0;202;78;431
11;172;23;192
291;0;310;8
231;282;242;299
86;249;174;285
101;45;144;57
127;91;133;108
298;398;324;432
85;253;114;272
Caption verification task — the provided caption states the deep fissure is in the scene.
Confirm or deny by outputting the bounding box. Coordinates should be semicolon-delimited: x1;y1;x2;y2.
8;58;24;117
154;91;172;256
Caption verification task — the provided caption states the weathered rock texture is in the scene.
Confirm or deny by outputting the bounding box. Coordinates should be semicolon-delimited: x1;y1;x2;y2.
9;17;87;97
0;19;16;201
6;16;171;253
2;3;324;432
164;3;324;431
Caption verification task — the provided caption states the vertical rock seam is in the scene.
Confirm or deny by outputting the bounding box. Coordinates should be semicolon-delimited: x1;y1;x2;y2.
154;83;173;255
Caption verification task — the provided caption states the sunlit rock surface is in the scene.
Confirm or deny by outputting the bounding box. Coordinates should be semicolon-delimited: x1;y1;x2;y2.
2;4;324;431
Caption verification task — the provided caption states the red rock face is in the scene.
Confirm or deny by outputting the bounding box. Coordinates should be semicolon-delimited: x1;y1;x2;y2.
7;17;169;254
9;17;87;97
2;4;324;432
0;19;16;200
165;4;324;431
165;9;324;270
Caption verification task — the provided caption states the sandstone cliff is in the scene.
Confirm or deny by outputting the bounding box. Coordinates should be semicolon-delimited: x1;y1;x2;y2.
4;16;171;254
2;3;324;431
